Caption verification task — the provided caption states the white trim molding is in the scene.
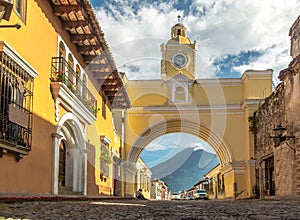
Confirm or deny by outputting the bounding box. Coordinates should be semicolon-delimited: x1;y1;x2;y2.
1;41;39;78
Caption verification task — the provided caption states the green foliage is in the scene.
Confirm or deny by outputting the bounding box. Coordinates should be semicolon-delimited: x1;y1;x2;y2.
248;116;258;133
101;150;112;164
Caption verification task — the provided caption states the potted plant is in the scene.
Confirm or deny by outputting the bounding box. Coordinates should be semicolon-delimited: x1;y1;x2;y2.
58;175;64;187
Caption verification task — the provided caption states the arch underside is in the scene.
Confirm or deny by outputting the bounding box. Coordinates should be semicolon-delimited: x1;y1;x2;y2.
127;119;233;167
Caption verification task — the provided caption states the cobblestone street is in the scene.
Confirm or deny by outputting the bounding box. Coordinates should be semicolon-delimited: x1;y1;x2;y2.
0;198;300;220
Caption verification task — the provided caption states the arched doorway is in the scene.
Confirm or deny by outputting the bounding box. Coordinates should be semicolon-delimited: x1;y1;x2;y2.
52;113;87;195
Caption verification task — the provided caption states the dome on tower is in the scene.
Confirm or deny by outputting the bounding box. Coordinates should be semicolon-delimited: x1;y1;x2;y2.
167;15;191;45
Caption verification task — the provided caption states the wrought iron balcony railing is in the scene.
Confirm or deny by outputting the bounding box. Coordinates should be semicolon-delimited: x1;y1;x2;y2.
50;57;97;116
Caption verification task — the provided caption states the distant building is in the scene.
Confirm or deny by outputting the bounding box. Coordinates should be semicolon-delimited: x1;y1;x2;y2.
185;186;195;199
151;178;169;200
204;164;227;199
193;178;207;190
135;158;152;199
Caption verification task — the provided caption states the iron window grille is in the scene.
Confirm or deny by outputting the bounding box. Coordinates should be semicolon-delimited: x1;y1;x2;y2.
0;49;33;152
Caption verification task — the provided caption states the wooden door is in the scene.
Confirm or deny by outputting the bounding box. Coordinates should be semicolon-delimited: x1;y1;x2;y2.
58;141;66;186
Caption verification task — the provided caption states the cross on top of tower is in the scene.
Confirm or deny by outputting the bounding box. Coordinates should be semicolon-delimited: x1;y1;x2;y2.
177;15;181;23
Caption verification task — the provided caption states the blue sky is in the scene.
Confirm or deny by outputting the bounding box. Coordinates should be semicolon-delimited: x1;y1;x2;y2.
91;0;299;81
90;0;300;166
139;132;215;168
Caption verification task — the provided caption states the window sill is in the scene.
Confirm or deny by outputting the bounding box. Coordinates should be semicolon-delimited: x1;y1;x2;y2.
0;139;29;158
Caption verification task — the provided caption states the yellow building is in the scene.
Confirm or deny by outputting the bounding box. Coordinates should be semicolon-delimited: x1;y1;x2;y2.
203;164;227;200
0;0;130;196
135;157;152;199
122;17;273;199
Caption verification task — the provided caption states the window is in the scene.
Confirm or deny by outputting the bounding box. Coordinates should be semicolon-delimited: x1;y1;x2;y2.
100;135;111;178
172;84;188;102
59;42;66;59
0;41;34;155
102;96;106;119
75;64;81;93
67;54;74;89
82;74;87;101
11;0;27;23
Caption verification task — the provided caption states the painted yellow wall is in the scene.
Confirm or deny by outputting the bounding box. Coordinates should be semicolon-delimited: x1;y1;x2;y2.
124;70;273;198
0;0;59;193
0;1;122;196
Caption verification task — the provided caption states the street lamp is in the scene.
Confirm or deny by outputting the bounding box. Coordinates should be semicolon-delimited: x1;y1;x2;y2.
0;0;21;29
270;124;295;153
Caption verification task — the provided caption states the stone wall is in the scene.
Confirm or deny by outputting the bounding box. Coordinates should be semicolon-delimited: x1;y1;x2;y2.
253;14;300;197
253;61;300;197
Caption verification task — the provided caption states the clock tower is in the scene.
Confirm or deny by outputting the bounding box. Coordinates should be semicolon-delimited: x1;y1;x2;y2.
161;16;197;80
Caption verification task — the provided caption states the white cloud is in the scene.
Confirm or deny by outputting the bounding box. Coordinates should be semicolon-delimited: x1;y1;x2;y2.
144;132;215;154
95;0;299;80
187;0;299;77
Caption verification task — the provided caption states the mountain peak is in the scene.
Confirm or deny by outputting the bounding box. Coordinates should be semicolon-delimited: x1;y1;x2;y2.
150;148;219;192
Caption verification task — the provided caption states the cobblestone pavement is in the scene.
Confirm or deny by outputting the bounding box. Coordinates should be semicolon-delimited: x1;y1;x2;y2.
0;198;300;220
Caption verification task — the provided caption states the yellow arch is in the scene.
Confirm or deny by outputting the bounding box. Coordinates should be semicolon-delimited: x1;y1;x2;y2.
127;119;233;167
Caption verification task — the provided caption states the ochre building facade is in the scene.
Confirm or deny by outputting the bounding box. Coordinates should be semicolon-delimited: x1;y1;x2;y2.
0;0;133;197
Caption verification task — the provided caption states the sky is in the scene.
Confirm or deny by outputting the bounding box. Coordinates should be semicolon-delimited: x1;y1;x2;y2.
90;0;300;166
91;0;299;82
139;132;215;168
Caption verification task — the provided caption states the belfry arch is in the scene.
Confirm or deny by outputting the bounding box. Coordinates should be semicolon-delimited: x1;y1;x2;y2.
128;119;232;167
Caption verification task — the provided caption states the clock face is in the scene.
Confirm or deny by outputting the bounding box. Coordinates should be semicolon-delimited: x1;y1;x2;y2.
172;53;187;68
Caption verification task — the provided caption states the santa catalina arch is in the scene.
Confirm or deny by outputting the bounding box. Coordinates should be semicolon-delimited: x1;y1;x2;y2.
120;18;273;198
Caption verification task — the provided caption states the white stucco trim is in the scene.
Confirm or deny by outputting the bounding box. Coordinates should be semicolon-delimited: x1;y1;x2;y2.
1;41;39;78
52;112;87;196
55;83;96;124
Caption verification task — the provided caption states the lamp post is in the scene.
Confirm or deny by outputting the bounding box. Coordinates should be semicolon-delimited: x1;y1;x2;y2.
270;124;295;153
0;0;21;29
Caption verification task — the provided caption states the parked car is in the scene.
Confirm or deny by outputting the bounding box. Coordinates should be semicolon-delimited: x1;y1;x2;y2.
180;194;186;200
194;189;208;200
171;192;181;200
185;195;194;200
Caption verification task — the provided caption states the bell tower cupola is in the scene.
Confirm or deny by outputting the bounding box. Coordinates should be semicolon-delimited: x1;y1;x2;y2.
161;15;198;80
171;15;188;39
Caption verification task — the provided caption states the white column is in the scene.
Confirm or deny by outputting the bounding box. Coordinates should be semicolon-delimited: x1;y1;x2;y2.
52;133;63;195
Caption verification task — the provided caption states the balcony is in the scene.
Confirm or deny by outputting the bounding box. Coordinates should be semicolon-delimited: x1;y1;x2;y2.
50;57;97;123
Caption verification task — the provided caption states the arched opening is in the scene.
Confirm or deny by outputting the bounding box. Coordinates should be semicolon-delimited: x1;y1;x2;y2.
174;85;187;102
58;41;66;58
82;74;87;101
53;113;86;195
140;132;220;194
127;119;232;166
67;54;74;86
75;64;81;94
126;119;233;199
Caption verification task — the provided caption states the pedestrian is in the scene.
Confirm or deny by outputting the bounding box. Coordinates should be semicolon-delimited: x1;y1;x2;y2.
136;189;146;200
